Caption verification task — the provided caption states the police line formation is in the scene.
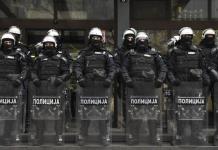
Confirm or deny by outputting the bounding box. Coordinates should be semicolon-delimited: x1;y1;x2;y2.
0;25;217;146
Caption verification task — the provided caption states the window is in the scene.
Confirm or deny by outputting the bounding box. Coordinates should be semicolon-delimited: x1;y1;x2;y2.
57;0;114;20
131;0;169;20
0;0;54;19
171;0;208;20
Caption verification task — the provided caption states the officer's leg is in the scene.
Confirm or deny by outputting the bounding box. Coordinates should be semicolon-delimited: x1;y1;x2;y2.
3;120;15;145
24;81;30;133
148;119;160;145
126;119;141;145
99;120;110;146
214;111;218;145
78;120;90;145
211;83;218;145
33;120;45;145
55;118;63;145
214;86;218;145
191;120;206;145
166;88;177;145
122;83;126;126
177;120;189;144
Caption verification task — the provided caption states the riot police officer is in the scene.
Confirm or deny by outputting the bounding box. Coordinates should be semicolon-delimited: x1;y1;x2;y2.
199;28;218;86
199;28;218;145
167;27;209;145
75;27;115;146
122;32;167;145
35;29;71;61
114;28;136;70
47;29;71;60
0;32;27;145
8;26;29;54
31;35;69;145
113;28;137;128
167;35;180;49
8;26;32;134
167;27;207;85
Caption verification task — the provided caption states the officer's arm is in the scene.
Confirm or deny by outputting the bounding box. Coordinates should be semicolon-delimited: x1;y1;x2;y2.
74;52;85;80
19;53;28;81
113;49;121;73
155;53;167;81
198;52;214;83
59;58;71;81
166;51;177;82
31;58;40;81
121;54;131;82
105;52;115;80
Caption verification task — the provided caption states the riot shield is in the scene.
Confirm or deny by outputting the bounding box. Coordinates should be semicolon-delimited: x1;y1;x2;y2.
213;82;218;145
173;81;208;145
0;80;23;145
164;84;177;145
28;80;66;145
76;80;112;146
126;79;162;145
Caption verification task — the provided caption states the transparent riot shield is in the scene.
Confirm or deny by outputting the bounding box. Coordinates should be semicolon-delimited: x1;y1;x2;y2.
76;80;112;146
213;82;218;145
28;80;66;145
173;81;208;145
126;79;162;145
0;80;23;145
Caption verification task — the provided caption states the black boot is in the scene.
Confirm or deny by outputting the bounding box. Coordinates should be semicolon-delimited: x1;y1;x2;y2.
101;135;110;146
32;134;43;146
126;134;138;145
78;135;86;146
56;135;63;146
214;132;218;146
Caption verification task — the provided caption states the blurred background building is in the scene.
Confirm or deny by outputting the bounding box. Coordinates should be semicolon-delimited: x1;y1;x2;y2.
0;0;218;54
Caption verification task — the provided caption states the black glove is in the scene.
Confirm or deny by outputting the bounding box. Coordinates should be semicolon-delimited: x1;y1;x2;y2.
7;74;22;87
33;78;41;87
78;78;86;87
171;79;180;86
12;79;22;87
126;79;133;88
155;79;163;88
203;77;211;86
103;78;112;88
49;76;63;87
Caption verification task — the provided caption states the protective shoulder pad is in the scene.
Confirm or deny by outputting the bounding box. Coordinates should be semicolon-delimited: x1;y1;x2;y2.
149;48;158;55
16;49;26;59
128;49;136;55
211;47;218;55
38;53;46;60
190;45;199;51
61;56;68;63
53;53;67;63
170;46;181;54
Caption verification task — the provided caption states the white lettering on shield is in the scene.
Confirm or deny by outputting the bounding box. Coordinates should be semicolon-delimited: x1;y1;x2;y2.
33;98;60;105
177;97;205;105
130;98;158;105
0;98;17;104
80;98;108;105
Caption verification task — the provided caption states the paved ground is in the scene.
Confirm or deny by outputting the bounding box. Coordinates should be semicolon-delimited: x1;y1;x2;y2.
0;144;217;150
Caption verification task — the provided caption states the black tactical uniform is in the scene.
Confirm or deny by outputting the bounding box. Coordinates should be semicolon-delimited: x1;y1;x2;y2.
75;44;115;145
113;30;136;128
167;33;209;145
31;42;69;145
122;36;167;144
0;34;27;145
199;31;218;145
